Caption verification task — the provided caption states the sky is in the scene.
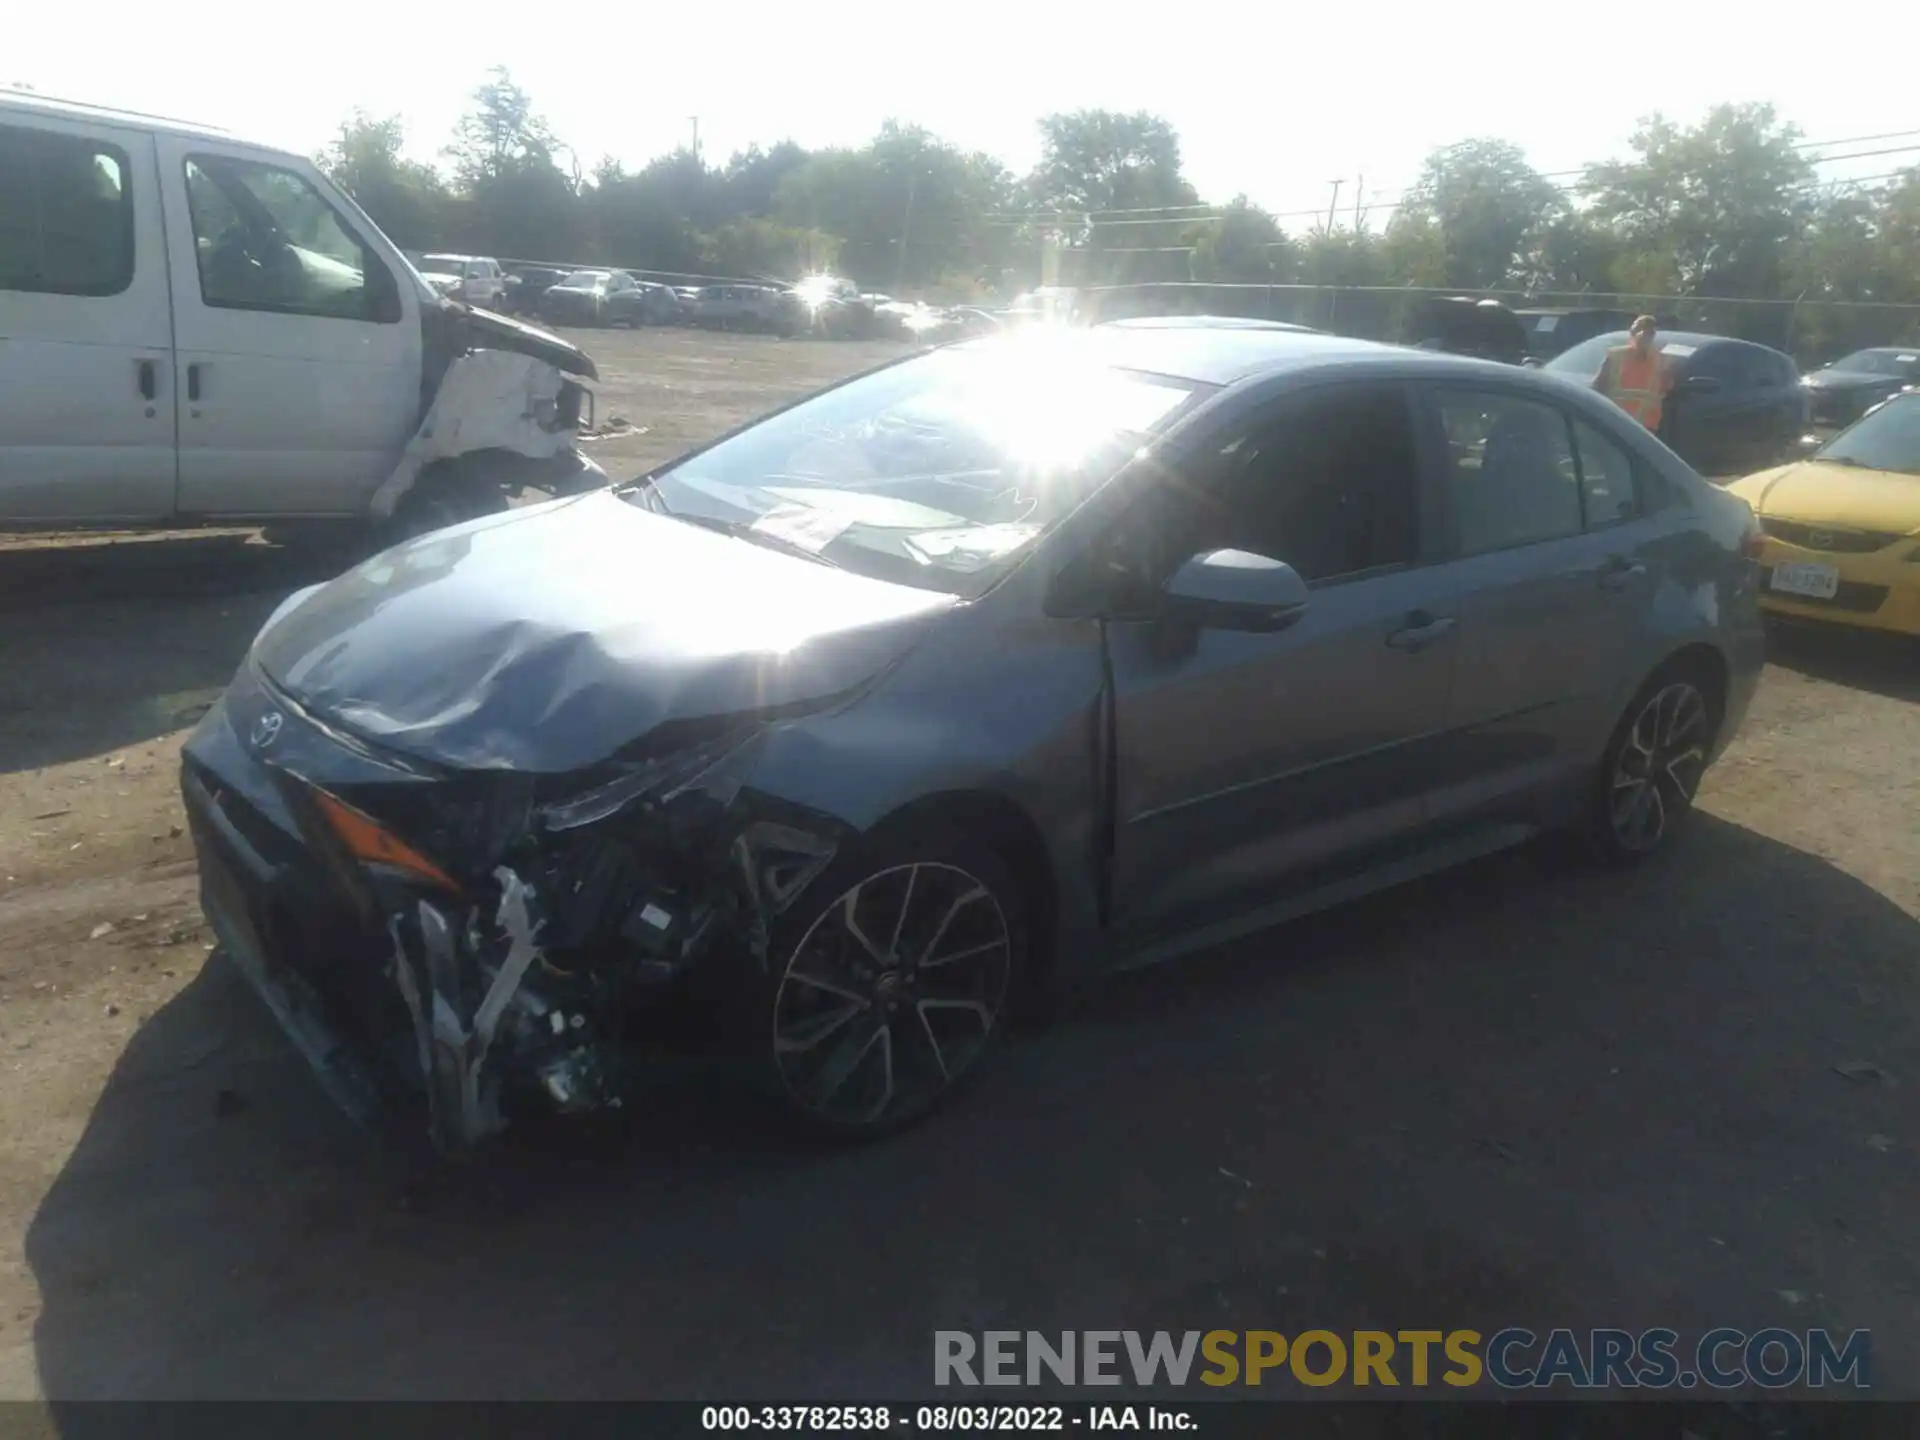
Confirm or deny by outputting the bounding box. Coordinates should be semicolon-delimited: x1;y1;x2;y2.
12;3;1919;221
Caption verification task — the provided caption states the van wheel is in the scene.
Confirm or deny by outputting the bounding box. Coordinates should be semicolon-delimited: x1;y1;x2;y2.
1584;659;1722;864
730;823;1026;1140
382;460;510;545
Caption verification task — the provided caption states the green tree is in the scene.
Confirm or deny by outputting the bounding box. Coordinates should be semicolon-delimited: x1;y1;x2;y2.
1583;103;1815;297
1404;138;1562;289
1186;196;1290;282
1029;110;1198;284
318;111;449;249
443;68;583;260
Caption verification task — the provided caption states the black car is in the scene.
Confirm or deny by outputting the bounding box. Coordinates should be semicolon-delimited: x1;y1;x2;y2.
1800;346;1920;435
506;265;570;317
1412;297;1531;366
1545;330;1808;475
540;270;668;328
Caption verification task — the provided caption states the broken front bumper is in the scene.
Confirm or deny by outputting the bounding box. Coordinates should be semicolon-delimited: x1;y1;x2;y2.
180;684;846;1156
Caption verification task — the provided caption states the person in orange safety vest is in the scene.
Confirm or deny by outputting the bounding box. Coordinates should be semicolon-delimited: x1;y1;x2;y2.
1593;314;1676;431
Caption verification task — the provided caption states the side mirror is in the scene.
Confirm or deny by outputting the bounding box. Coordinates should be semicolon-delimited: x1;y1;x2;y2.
1676;373;1721;394
1162;549;1309;632
1797;433;1824;456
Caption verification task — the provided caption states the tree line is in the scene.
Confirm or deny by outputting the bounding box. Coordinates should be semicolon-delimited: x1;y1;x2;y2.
322;69;1920;355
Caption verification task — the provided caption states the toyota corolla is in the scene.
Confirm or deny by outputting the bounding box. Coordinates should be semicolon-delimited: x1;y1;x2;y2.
180;320;1767;1154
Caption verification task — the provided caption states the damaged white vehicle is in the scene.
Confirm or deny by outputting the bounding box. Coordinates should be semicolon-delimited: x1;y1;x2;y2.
0;92;603;538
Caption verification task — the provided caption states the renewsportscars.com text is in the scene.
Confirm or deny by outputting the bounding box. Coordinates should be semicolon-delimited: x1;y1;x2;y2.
933;1328;1871;1390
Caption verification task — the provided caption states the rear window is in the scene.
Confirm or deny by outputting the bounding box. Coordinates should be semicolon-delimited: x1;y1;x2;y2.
0;124;135;297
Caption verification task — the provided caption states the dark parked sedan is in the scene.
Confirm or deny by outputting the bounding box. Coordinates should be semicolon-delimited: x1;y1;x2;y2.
1800;346;1920;436
181;323;1765;1155
1546;330;1807;475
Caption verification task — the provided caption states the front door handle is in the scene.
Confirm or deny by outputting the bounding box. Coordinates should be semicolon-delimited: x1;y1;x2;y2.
135;359;156;401
1386;612;1457;652
1599;556;1648;591
187;363;203;403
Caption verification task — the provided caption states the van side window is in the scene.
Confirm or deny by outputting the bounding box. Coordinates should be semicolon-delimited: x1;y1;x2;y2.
182;154;399;323
0;125;135;297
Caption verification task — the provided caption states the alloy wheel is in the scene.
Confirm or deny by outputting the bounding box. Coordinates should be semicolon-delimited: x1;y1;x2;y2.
1609;681;1711;853
771;862;1012;1128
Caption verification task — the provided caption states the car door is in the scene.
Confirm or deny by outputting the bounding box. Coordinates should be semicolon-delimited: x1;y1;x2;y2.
0;114;176;522
153;136;422;518
1106;380;1463;939
1412;382;1660;829
1664;342;1750;473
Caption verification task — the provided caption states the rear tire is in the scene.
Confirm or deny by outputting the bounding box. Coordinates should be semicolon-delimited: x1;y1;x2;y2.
731;822;1027;1140
1584;659;1722;865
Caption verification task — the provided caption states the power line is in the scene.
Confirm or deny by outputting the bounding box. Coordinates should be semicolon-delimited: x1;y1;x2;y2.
992;129;1920;226
983;144;1920;231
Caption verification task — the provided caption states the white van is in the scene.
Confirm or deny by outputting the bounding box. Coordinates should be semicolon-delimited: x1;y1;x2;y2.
0;93;603;537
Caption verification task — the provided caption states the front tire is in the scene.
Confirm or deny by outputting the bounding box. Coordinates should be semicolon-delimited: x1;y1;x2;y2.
1585;662;1721;864
743;825;1026;1139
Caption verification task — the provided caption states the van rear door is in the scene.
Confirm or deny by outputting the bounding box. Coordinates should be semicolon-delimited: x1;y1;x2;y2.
152;136;421;518
0;113;176;523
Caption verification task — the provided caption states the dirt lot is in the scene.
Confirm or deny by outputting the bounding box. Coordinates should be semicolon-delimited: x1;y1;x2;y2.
2;327;1917;1405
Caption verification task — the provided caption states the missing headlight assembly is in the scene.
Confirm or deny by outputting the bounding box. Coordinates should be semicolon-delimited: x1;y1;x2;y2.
281;722;846;1157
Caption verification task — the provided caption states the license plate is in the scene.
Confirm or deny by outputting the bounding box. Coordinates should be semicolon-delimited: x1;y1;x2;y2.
1770;562;1840;599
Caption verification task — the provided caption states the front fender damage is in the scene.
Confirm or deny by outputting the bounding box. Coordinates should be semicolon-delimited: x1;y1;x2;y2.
370;763;845;1156
371;349;600;521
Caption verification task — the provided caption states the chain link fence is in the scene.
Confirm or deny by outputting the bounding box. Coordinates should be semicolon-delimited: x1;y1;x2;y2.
1074;283;1920;366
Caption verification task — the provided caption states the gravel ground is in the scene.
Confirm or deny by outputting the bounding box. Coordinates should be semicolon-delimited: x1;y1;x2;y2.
1;327;1915;1404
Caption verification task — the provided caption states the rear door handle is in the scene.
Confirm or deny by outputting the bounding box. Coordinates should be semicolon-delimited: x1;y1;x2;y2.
136;359;156;401
1599;556;1648;591
187;363;203;403
1386;612;1456;652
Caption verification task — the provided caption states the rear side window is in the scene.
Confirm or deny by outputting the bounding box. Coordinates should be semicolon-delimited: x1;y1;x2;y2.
0;124;134;297
1434;390;1583;555
183;154;399;323
1571;419;1641;527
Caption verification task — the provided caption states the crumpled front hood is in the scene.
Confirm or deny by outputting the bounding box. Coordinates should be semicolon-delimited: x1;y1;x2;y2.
251;491;955;773
1729;461;1920;534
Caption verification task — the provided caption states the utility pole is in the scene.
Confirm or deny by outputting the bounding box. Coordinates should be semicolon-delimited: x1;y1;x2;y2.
896;170;919;295
1352;174;1364;231
1324;179;1344;235
689;116;700;164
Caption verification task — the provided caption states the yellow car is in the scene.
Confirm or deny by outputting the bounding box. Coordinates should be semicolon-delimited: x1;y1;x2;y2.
1725;390;1920;637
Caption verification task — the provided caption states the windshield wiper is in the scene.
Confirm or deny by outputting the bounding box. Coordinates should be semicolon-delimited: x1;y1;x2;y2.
665;509;843;568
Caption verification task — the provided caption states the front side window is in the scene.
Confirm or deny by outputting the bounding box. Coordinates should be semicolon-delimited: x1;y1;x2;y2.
1178;383;1422;584
0;124;134;297
184;155;397;322
1831;349;1920;380
638;336;1204;597
1435;389;1583;555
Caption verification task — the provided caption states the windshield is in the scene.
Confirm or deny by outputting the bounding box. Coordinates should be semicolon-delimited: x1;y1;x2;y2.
1828;349;1920;379
561;270;609;288
1814;393;1920;475
636;337;1203;596
1544;331;1630;378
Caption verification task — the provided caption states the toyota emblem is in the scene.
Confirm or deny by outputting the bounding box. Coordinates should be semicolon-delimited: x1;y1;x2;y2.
1806;530;1835;550
250;710;284;750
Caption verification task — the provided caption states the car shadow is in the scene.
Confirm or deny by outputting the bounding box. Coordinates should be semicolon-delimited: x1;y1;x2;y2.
25;814;1920;1406
0;534;362;775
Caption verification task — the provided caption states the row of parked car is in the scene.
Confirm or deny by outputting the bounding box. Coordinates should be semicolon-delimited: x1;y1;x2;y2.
1415;296;1920;477
404;251;1007;344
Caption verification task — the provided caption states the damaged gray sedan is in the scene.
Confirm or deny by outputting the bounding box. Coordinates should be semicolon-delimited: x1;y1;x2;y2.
181;320;1766;1154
